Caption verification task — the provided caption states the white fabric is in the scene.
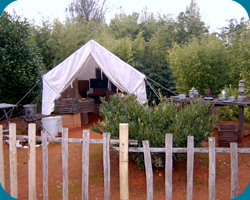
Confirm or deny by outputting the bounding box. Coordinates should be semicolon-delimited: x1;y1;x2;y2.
42;39;147;115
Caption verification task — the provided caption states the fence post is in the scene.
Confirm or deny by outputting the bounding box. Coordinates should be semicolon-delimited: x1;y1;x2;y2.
82;129;90;200
9;123;18;199
62;128;69;200
143;140;153;200
186;136;194;200
165;134;173;200
119;123;129;200
209;137;216;200
42;130;49;200
230;142;238;199
28;123;36;200
0;125;5;190
103;132;110;200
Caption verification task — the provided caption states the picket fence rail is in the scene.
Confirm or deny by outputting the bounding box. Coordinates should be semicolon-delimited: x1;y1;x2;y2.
1;123;250;200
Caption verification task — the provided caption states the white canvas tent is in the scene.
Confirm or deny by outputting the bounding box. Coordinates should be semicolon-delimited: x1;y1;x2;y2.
42;39;147;115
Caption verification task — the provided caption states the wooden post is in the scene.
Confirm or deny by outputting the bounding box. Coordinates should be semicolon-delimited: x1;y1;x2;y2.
119;123;129;200
62;128;69;200
42;130;49;200
103;132;111;200
143;140;153;200
28;123;36;200
9;123;18;199
186;136;194;200
209;137;216;200
230;142;238;199
82;129;90;200
239;106;244;142
0;125;5;189
165;134;173;200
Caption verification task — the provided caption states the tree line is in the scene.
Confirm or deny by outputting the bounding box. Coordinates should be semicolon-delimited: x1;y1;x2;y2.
1;0;250;110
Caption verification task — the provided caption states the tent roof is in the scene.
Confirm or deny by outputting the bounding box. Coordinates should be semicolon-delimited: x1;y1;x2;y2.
42;39;147;115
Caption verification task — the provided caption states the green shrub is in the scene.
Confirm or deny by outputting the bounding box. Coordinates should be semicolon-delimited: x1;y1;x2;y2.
92;94;217;168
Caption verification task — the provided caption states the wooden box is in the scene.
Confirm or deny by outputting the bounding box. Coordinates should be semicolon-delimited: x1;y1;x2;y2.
57;113;81;129
79;98;94;113
54;98;79;114
218;124;238;146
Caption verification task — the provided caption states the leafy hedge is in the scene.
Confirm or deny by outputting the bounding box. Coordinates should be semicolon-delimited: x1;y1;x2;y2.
92;94;217;168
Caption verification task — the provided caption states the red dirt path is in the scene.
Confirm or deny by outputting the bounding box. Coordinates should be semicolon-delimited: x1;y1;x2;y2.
1;113;250;200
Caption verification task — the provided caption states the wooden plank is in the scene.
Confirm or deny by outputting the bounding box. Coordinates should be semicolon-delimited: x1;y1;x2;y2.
110;146;250;154
62;128;69;200
0;125;5;189
230;142;238;199
103;132;110;200
186;136;194;200
165;134;173;200
209;137;216;200
28;123;36;200
42;130;49;200
143;140;153;200
2;135;137;146
239;106;244;142
119;123;129;200
82;129;90;200
9;123;18;199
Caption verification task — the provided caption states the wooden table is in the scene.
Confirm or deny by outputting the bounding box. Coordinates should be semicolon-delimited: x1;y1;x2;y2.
166;98;250;142
0;103;17;132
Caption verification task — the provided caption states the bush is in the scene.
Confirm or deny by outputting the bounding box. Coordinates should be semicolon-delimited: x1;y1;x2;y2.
0;12;44;114
92;94;217;168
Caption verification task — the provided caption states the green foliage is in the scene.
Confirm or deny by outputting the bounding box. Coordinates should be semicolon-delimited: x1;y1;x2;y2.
92;95;217;168
0;12;44;112
168;35;229;95
173;0;209;44
220;18;250;93
109;11;140;40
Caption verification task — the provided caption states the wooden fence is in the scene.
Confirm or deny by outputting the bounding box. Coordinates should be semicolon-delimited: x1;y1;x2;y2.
1;123;250;200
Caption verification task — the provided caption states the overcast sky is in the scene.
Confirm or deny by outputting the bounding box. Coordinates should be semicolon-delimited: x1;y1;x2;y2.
4;0;250;32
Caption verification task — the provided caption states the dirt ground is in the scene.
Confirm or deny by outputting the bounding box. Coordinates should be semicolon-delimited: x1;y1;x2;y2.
1;113;250;200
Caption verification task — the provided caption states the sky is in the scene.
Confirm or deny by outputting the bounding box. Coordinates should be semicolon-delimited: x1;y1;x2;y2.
3;0;250;32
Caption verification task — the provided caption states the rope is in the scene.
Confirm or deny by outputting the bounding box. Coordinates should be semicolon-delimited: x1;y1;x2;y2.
0;78;42;120
145;78;160;99
15;78;42;105
145;76;177;96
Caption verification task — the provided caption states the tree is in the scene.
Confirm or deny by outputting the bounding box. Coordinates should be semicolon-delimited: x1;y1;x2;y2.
109;11;140;40
33;18;95;70
220;18;250;92
168;35;229;94
174;0;209;44
0;12;44;111
66;0;109;23
31;20;56;70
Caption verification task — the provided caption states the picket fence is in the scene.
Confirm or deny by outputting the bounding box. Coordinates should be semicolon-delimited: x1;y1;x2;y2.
1;123;250;200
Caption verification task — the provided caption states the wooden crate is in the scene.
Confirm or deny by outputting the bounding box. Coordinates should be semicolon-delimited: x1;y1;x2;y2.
54;98;79;114
56;113;81;129
218;124;238;146
79;98;94;113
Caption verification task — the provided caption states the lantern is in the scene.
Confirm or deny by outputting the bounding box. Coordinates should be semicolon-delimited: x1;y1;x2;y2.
238;80;245;95
238;80;246;101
